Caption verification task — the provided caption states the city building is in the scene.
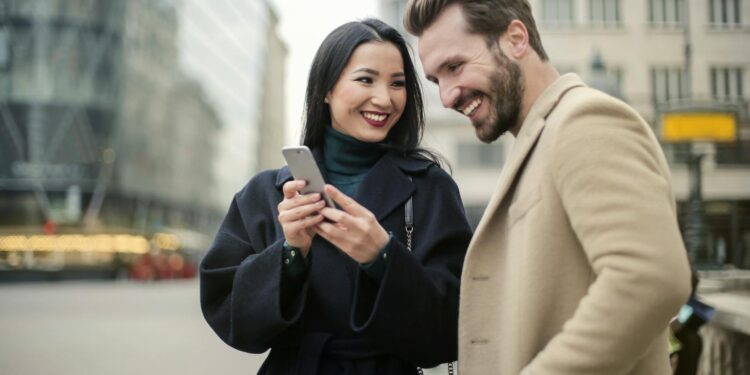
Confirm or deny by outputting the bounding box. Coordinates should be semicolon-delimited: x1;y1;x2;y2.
0;0;287;278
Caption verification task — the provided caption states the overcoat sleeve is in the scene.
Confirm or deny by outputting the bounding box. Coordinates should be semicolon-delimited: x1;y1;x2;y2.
199;172;309;354
522;102;691;374
351;166;472;368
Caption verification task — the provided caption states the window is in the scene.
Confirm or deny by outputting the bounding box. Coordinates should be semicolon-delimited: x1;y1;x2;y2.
711;67;744;99
590;64;624;97
648;0;684;25
0;28;8;69
651;67;686;103
589;0;621;25
609;67;625;98
457;142;505;168
716;141;750;165
709;0;742;27
542;0;575;25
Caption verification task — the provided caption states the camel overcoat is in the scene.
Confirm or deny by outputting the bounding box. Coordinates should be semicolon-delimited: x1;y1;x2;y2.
458;74;692;374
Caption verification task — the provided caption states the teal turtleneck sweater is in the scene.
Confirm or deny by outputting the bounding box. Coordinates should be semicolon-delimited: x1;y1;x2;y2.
323;126;384;197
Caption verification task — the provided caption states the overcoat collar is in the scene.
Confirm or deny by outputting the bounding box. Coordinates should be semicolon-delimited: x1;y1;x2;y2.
473;74;585;236
275;148;433;221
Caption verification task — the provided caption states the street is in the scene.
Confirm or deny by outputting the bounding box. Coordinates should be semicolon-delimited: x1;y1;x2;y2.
0;279;265;375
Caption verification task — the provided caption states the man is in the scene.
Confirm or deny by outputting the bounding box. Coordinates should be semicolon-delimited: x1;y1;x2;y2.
403;1;692;374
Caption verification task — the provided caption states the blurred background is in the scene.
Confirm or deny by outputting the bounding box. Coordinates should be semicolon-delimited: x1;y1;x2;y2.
0;0;748;374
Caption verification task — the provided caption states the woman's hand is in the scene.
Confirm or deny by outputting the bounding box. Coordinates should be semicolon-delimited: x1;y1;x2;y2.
277;180;326;256
315;185;390;264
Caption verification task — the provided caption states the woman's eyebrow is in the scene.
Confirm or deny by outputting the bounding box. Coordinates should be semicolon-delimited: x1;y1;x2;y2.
352;67;379;75
352;68;404;78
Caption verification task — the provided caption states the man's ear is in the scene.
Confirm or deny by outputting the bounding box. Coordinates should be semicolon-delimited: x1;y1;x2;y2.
503;20;529;59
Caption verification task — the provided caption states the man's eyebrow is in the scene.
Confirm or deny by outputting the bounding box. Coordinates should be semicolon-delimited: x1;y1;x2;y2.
437;56;462;73
424;55;462;82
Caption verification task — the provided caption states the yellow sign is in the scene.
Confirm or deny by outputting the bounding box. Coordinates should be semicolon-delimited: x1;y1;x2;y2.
661;112;737;142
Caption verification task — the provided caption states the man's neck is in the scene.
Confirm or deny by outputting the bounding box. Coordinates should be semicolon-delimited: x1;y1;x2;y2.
510;61;560;137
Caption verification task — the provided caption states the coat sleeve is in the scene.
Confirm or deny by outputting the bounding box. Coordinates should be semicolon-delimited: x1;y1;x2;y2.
199;176;310;354
350;167;472;367
522;99;692;374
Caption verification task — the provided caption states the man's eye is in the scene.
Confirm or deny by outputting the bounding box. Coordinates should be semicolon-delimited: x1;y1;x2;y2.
448;63;461;72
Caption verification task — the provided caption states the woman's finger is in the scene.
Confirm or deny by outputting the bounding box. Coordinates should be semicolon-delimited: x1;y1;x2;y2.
316;221;349;240
282;180;306;199
279;191;320;212
318;207;353;225
324;185;368;217
279;200;325;223
288;214;324;231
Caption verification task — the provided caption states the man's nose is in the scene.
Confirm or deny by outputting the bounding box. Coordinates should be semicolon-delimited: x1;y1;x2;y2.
439;83;460;109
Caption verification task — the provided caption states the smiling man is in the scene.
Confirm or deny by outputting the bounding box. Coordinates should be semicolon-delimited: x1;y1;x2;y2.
404;1;692;374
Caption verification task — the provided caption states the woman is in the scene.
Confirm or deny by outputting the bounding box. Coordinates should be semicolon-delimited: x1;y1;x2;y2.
200;18;471;374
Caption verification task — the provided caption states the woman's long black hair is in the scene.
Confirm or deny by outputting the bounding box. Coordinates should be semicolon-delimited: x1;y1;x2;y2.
301;18;445;167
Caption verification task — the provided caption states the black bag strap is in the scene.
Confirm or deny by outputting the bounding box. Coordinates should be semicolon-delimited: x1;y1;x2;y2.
405;177;413;251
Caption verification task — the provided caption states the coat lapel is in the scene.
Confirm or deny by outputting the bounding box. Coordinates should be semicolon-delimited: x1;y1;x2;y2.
355;153;419;221
472;74;586;240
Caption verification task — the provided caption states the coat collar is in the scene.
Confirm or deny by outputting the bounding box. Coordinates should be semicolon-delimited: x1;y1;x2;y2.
275;149;433;221
473;74;585;236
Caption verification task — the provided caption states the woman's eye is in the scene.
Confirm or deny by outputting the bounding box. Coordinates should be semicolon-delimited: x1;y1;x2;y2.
355;77;373;84
392;80;406;88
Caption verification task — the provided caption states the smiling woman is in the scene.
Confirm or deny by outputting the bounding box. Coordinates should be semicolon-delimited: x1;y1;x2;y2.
199;18;471;375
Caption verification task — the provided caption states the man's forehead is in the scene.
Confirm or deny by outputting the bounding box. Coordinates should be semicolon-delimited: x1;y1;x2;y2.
417;4;468;70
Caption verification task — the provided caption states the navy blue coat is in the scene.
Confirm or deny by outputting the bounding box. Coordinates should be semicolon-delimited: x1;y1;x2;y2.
200;151;472;375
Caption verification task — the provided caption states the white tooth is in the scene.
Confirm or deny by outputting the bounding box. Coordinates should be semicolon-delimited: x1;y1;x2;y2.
462;98;482;116
364;112;387;122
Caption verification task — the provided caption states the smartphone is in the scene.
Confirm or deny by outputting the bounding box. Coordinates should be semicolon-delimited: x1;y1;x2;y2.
282;146;335;207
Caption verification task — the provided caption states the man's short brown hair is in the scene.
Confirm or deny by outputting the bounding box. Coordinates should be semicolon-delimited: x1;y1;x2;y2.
403;0;548;61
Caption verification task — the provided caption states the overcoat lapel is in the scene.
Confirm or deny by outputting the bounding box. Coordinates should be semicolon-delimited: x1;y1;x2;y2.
355;154;416;221
470;74;585;243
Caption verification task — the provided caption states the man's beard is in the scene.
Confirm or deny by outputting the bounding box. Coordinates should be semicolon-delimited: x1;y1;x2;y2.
474;49;524;143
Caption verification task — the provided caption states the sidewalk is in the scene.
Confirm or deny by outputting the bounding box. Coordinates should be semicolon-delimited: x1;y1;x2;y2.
0;280;265;375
